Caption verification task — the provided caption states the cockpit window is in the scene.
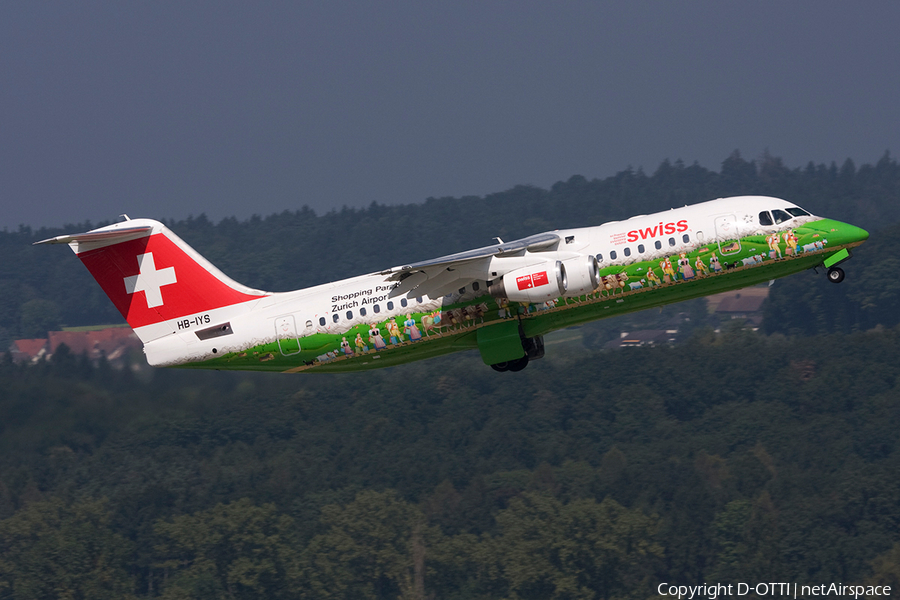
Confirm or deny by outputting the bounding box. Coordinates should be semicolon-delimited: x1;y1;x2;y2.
759;211;773;226
786;207;810;217
772;209;792;224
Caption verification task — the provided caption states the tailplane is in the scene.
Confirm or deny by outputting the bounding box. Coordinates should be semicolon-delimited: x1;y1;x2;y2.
37;218;269;343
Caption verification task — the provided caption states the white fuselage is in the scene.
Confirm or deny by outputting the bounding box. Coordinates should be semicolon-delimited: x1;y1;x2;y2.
142;196;817;366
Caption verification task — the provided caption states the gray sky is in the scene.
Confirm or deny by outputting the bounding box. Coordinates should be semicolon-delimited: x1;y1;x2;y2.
2;1;898;230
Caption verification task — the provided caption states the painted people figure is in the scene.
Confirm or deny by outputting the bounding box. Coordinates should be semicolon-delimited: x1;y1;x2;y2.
709;252;723;272
369;325;387;350
340;336;353;356
694;255;709;276
645;267;662;287
678;253;695;280
387;317;405;345
354;332;369;354
660;257;677;283
404;314;422;341
783;229;798;256
767;232;783;259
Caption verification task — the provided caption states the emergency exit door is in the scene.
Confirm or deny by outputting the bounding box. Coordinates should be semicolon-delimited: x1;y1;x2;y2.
275;315;301;355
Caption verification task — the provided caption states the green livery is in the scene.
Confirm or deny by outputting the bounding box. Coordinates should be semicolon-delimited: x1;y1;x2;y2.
191;217;865;373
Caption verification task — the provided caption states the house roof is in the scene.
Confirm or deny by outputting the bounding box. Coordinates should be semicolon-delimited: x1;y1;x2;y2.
10;338;48;358
715;294;767;313
707;286;769;314
48;328;139;355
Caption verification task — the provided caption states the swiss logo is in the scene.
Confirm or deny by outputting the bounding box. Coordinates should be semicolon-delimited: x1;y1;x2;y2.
123;252;177;308
516;275;534;290
516;271;549;291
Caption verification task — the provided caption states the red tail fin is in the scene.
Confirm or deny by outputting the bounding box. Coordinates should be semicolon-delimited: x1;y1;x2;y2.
37;219;267;341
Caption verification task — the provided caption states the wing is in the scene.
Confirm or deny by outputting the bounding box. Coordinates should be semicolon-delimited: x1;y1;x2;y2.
380;232;560;299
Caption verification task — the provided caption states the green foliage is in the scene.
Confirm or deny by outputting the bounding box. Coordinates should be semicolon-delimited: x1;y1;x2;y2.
301;490;432;600
17;299;60;339
0;498;134;600
1;324;900;597
485;493;662;600
153;499;297;600
866;543;900;592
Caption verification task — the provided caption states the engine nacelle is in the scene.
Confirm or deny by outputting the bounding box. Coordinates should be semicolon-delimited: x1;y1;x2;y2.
561;254;600;297
489;261;567;303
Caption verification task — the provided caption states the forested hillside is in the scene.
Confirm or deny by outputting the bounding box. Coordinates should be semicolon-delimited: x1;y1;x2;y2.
2;152;900;599
1;327;899;598
2;151;898;341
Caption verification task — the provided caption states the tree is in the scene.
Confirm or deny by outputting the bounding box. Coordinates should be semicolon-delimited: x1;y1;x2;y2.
17;299;60;339
0;498;135;600
153;498;298;600
484;493;662;600
301;490;437;600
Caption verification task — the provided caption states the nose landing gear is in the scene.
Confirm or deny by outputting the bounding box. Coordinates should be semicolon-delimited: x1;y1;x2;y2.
827;267;845;284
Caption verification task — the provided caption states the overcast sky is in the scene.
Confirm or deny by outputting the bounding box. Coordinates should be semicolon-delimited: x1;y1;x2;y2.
2;1;898;230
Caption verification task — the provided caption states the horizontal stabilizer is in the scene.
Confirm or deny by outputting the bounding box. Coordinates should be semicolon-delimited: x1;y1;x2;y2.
34;226;153;247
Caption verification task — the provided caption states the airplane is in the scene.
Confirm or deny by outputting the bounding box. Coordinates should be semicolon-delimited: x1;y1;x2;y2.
37;196;868;373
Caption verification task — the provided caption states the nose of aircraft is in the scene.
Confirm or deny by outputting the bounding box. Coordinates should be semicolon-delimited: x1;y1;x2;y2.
836;221;869;244
813;218;869;246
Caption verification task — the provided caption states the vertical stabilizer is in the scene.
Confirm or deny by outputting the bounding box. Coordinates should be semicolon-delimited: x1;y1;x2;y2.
36;220;269;343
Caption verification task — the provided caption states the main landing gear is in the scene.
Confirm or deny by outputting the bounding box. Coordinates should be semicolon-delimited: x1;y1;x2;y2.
490;334;545;372
490;355;529;372
827;267;845;284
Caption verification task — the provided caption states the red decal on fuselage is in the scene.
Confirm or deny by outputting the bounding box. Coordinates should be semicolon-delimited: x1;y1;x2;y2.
625;220;689;242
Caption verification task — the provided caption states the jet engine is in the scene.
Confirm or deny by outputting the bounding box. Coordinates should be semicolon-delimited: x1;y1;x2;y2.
489;260;567;303
561;255;600;297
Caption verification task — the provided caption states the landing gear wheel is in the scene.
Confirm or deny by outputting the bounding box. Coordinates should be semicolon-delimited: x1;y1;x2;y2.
827;267;845;284
507;355;530;372
491;362;510;372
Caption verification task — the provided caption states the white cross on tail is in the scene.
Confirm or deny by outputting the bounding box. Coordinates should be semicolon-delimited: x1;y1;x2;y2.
123;253;177;308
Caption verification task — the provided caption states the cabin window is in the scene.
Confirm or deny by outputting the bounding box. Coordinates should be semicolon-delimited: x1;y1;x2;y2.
472;282;480;292
623;247;631;257
400;298;408;307
360;307;367;317
759;211;773;226
306;320;313;328
772;209;792;224
638;244;645;253
787;207;810;217
610;250;617;260
596;253;603;262
387;301;394;311
332;314;339;323
459;287;467;294
669;237;676;246
655;240;662;250
346;310;353;320
319;317;326;326
682;234;690;243
374;304;381;314
416;297;423;304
